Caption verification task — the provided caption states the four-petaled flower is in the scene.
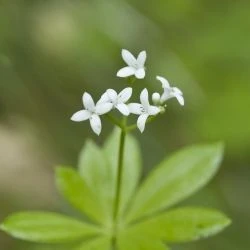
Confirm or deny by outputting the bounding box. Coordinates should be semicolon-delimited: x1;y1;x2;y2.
71;92;113;135
99;87;132;116
128;88;160;133
156;76;184;106
117;49;146;79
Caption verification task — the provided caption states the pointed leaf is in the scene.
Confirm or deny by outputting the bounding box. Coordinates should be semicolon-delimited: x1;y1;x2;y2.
56;166;105;223
0;212;99;243
118;232;169;250
78;140;114;223
76;236;111;250
128;207;231;243
126;143;224;222
104;128;142;218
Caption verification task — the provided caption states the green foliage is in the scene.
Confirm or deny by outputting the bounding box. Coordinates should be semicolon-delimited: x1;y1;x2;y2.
77;129;141;223
0;130;230;249
76;236;111;250
78;140;113;223
103;128;142;218
124;207;231;243
0;212;99;243
125;143;224;222
56;167;105;223
118;234;169;250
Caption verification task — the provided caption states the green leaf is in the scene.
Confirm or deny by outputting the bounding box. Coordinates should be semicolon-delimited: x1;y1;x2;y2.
104;128;142;218
118;232;170;250
78;140;114;223
126;143;224;222
56;166;105;223
128;207;231;243
78;129;142;222
76;236;111;250
0;212;100;243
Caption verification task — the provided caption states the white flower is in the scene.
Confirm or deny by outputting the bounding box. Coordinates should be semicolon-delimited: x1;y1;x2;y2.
98;87;132;116
117;49;146;79
71;92;113;135
156;76;184;106
128;88;160;133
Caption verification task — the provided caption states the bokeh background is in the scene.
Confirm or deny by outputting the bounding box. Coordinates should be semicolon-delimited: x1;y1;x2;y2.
0;0;250;249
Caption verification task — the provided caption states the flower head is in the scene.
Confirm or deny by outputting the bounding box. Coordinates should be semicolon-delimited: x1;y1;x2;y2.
117;49;146;79
128;88;160;133
98;87;132;116
156;76;184;106
71;92;112;135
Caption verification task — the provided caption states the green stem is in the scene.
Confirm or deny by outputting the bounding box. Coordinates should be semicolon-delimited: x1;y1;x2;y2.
113;129;126;220
112;128;126;249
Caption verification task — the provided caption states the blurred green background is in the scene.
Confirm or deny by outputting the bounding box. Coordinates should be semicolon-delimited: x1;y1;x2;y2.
0;0;250;249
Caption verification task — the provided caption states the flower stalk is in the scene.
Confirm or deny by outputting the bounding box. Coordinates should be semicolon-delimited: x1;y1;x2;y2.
112;127;126;249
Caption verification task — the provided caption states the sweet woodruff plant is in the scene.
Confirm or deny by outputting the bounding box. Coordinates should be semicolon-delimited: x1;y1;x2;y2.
1;49;231;250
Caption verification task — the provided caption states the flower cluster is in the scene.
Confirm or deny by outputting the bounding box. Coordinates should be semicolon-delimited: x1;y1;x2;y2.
71;49;184;135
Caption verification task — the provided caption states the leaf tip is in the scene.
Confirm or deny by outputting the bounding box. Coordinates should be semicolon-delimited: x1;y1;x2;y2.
0;223;7;232
213;141;225;153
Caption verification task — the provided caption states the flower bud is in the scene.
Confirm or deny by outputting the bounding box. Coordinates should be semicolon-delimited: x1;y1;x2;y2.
152;92;161;105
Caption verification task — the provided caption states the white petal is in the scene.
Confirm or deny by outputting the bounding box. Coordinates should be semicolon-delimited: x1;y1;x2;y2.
160;90;171;103
128;103;143;115
156;76;170;88
82;92;95;111
71;110;91;122
137;51;147;67
174;94;185;106
90;114;102;135
140;88;150;109
106;89;117;102
121;49;137;67
148;105;160;115
173;87;183;95
117;66;135;77
137;114;149;133
116;103;130;116
97;92;110;105
118;87;132;103
135;68;145;79
96;103;113;115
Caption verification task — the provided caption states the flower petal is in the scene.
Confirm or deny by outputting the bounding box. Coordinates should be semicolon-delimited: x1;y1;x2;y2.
137;114;149;133
128;103;143;115
117;67;135;78
106;89;117;102
173;87;183;95
135;68;145;79
116;103;130;116
89;114;102;135
96;103;113;115
148;105;160;115
82;92;95;111
160;90;171;103
156;76;170;88
140;88;150;109
118;87;132;103
97;92;110;105
174;94;185;106
121;49;137;67
137;50;147;67
71;110;91;122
